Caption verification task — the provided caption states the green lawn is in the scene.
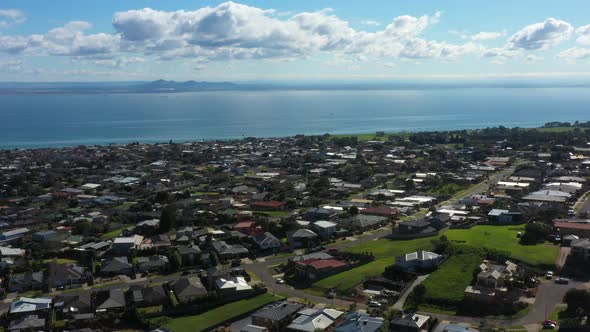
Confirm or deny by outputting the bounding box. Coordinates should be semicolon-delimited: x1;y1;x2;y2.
259;211;290;218
421;252;483;304
445;225;559;267
308;237;434;295
101;227;128;239
160;293;283;332
42;258;79;264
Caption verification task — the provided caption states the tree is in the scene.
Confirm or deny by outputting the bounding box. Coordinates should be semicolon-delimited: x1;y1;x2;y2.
520;222;548;245
348;206;359;216
160;206;177;232
564;289;590;316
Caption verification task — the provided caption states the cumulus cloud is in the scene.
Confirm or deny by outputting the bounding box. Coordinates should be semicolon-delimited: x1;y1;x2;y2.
0;9;25;28
576;24;590;46
557;47;590;61
0;1;568;72
42;21;120;57
509;18;573;50
464;31;506;41
93;56;145;68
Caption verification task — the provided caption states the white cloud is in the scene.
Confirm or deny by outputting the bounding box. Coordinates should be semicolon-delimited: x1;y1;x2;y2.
360;20;380;27
42;21;120;57
0;9;25;28
93;56;145;68
509;18;573;50
557;47;590;61
575;24;590;46
464;31;506;41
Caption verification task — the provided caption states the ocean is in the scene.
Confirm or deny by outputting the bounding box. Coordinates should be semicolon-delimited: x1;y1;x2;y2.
1;87;590;149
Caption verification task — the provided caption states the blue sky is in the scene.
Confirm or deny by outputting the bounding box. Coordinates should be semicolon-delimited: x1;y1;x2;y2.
1;1;590;81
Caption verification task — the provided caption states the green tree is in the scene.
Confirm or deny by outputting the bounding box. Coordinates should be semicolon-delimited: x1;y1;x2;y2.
160;206;177;232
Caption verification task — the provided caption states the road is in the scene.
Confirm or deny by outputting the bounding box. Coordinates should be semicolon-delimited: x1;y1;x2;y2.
393;274;429;310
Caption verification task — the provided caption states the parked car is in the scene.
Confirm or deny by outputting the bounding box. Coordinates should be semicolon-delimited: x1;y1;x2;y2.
275;278;285;284
545;271;554;279
555;277;569;284
368;301;382;308
542;320;557;329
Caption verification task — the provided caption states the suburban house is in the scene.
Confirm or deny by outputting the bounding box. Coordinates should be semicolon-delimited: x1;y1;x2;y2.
55;293;93;317
137;255;170;273
303;208;335;222
312;220;338;239
167;277;208;303
251;301;304;332
135;219;160;235
8;271;44;292
48;263;87;288
0;228;29;243
234;221;263;236
397;220;436;236
215;276;253;298
211;240;250;259
341;214;388;231
95;289;126;313
253;232;282;251
100;257;133;277
335;312;385;332
570;238;590;261
554;221;590;238
287;229;319;250
464;260;519;303
361;206;400;219
131;285;169;308
390;313;430;332
9;297;52;316
294;257;348;281
286;308;344;332
176;245;202;266
487;209;523;224
8;314;46;331
112;235;143;254
250;201;286;211
395;251;444;272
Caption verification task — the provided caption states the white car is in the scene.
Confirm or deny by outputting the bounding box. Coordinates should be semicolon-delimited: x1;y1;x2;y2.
275;278;285;284
368;301;382;308
545;271;554;279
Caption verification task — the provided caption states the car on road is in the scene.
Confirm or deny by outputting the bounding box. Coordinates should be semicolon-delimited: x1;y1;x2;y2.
275;278;285;284
368;301;382;308
546;271;554;279
542;320;557;329
555;277;570;284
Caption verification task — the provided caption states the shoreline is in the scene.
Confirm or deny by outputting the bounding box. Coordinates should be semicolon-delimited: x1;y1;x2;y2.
0;124;582;151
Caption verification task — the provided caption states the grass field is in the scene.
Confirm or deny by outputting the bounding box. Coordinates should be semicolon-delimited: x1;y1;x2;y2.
421;251;483;304
445;225;559;267
101;227;128;239
307;237;434;295
307;225;558;296
159;293;283;332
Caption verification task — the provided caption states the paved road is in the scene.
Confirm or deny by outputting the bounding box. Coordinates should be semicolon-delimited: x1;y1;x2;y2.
393;274;429;310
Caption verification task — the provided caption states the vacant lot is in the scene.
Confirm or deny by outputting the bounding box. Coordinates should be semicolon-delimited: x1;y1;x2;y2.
445;225;559;267
308;237;434;295
159;293;283;332
421;251;483;305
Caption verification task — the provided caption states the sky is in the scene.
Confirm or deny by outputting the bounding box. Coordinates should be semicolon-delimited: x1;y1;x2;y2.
1;0;590;82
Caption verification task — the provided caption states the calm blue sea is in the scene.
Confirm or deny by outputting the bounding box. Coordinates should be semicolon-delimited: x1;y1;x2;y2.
1;88;589;149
